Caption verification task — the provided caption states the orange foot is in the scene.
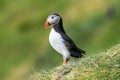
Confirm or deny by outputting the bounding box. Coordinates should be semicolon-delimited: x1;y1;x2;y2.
63;60;67;65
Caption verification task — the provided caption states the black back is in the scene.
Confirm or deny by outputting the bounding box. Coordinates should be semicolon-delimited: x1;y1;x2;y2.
52;13;86;58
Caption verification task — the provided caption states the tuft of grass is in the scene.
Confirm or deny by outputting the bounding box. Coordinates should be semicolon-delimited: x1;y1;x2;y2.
28;44;120;80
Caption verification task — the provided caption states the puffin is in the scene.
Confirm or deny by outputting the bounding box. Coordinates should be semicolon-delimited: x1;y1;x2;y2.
44;13;85;65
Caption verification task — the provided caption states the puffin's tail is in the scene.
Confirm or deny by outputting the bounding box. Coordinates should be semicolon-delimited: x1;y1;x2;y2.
70;47;86;58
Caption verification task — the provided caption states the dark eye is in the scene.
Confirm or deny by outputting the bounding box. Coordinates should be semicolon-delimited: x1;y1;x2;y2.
51;16;54;19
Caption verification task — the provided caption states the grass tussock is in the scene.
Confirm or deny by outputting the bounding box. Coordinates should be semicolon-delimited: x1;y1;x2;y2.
28;44;120;80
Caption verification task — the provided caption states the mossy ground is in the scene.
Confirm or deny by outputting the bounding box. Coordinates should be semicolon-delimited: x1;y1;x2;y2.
28;44;120;80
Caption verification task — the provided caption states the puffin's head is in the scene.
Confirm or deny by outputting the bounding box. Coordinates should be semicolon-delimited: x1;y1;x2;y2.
44;13;61;29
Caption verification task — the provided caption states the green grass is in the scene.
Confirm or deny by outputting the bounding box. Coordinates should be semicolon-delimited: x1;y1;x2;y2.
28;44;120;80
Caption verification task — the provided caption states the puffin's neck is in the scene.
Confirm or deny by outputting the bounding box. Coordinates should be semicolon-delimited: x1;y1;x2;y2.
52;18;66;34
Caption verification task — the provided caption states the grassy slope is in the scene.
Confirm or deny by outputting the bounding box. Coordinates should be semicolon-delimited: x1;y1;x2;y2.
28;44;120;80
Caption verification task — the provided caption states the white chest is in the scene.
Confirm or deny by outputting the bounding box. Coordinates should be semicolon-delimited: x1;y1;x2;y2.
49;28;70;58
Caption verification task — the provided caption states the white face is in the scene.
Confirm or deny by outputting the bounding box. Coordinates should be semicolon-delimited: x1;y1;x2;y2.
47;14;60;24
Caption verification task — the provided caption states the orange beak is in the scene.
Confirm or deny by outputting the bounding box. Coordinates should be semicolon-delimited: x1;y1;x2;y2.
44;21;53;29
44;21;49;29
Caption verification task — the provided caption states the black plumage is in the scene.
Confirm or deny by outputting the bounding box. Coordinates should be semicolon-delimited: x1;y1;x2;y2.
52;13;85;58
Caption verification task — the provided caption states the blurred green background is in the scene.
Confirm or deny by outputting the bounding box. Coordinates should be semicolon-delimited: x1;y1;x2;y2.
0;0;120;80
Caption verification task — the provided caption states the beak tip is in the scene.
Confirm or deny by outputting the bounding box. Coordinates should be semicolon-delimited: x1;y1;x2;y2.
44;21;49;29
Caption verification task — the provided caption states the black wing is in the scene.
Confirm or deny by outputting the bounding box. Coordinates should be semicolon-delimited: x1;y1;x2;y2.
61;32;86;58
